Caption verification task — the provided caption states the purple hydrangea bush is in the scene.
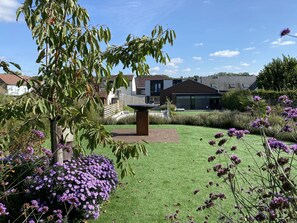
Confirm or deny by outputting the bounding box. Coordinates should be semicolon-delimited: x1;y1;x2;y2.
197;95;297;222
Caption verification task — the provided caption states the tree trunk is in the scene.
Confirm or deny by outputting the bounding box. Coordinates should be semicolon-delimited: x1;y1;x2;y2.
50;118;64;164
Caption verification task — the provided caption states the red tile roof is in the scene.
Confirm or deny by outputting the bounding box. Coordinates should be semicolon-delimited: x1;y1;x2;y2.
0;74;30;85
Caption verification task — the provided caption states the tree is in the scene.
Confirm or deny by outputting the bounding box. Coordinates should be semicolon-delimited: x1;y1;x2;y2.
257;55;297;90
0;0;175;177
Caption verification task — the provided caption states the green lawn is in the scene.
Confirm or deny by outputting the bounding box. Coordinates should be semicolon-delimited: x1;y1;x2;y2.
173;110;212;116
92;124;262;223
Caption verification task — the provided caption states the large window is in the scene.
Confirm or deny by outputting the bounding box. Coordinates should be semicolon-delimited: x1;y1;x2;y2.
176;95;218;109
150;80;163;95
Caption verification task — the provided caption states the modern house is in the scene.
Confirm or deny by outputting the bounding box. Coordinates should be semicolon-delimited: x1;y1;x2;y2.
135;75;182;104
135;75;168;95
99;74;145;105
0;74;30;96
160;79;221;109
197;75;257;93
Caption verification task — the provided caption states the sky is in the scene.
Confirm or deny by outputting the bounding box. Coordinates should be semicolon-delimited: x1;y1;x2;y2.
1;0;297;78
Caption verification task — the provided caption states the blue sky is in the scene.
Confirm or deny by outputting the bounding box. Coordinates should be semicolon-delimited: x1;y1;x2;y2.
1;0;297;78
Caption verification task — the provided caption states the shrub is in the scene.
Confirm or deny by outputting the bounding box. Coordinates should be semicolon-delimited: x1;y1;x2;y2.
197;95;297;222
0;129;118;222
25;155;118;222
159;103;176;111
221;89;252;111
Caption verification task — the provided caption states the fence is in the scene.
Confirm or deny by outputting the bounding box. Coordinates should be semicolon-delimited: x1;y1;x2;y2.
119;94;146;106
104;101;123;118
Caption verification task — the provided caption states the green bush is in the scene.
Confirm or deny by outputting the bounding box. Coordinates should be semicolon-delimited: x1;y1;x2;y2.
159;103;176;111
102;109;295;142
221;89;252;111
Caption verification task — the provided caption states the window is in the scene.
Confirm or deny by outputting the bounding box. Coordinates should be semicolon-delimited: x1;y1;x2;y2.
150;80;163;95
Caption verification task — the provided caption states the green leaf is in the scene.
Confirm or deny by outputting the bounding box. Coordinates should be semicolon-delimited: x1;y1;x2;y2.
36;48;46;63
9;62;22;70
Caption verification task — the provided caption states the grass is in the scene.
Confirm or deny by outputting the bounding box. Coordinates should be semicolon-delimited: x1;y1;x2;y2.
91;124;263;223
173;110;211;116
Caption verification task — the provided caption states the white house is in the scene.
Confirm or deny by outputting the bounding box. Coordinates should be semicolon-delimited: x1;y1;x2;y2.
0;74;30;96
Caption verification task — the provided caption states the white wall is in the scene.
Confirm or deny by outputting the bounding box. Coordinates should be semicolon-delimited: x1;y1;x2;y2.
145;80;150;96
6;85;29;96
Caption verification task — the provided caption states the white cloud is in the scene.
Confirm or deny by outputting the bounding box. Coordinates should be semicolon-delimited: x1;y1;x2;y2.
263;39;270;43
170;57;183;64
240;62;250;67
166;57;183;68
271;38;296;47
192;56;202;61
194;42;204;47
0;0;20;22
0;56;7;61
149;66;160;72
223;65;240;70
242;47;255;51
164;69;178;75
149;66;160;74
182;68;191;72
210;50;240;58
166;62;178;68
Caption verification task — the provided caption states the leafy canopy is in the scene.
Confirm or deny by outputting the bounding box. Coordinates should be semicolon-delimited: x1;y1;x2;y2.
0;0;176;177
257;55;297;90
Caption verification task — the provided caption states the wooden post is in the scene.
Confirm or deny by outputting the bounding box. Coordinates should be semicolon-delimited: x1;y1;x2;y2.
136;110;149;135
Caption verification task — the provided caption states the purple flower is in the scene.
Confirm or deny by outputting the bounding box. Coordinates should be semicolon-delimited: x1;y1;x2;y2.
251;118;270;128
228;128;250;139
32;129;45;139
208;156;216;162
290;144;297;154
38;206;49;213
214;132;224;138
218;138;227;146
267;138;290;153
208;140;216;146
266;106;271;115
230;146;237;151
278;95;288;102
270;196;289;209
26;155;118;220
230;154;241;165
41;148;52;157
281;124;293;132
215;148;224;154
26;146;34;155
31;200;39;208
280;28;290;37
227;128;237;137
253;95;261;102
0;203;9;216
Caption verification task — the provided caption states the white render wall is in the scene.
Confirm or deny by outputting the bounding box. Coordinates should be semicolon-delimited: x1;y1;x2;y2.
145;80;150;96
6;85;29;96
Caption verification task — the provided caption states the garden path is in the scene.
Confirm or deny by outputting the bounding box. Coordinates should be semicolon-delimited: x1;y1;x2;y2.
111;128;179;143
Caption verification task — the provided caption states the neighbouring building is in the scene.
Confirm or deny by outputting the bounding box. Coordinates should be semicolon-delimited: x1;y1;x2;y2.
99;74;145;105
135;75;182;104
197;75;257;93
0;74;30;96
160;79;221;109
